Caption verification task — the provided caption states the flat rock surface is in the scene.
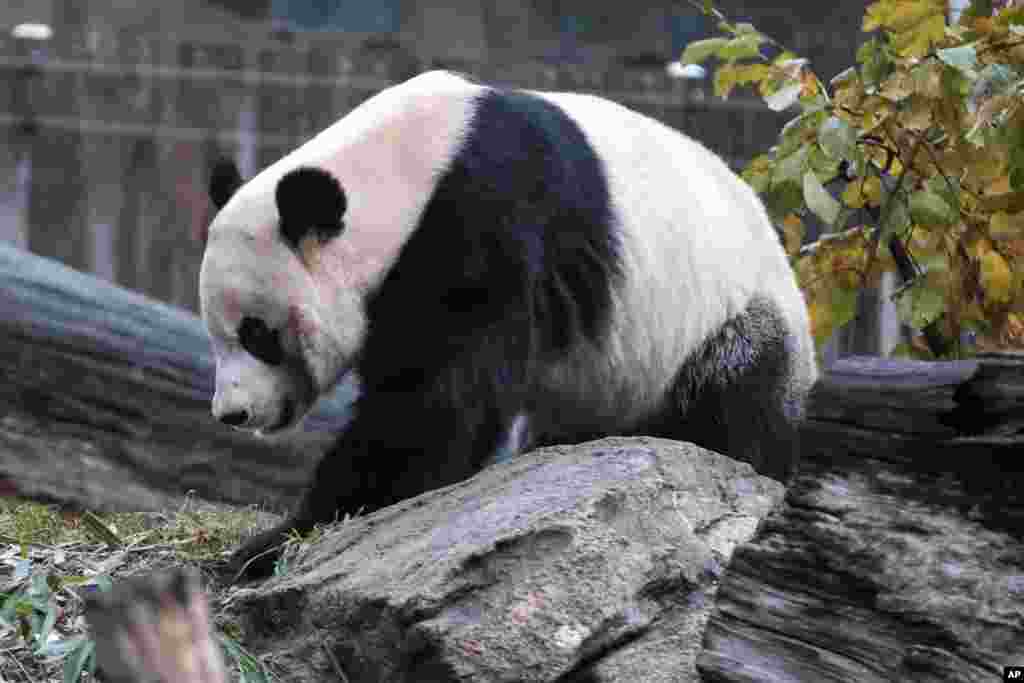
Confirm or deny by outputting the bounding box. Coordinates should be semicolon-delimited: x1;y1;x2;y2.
231;437;786;683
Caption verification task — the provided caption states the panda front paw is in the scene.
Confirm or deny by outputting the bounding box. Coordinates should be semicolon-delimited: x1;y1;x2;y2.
227;523;294;582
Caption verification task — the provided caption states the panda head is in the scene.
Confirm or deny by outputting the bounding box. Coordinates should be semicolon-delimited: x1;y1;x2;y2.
199;162;363;435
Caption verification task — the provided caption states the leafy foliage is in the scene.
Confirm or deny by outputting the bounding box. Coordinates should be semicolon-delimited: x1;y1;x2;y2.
0;499;278;681
682;0;1024;356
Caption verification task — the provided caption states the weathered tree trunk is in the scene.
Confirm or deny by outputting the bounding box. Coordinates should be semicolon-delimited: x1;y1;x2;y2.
698;354;1024;682
4;243;1023;681
0;243;354;511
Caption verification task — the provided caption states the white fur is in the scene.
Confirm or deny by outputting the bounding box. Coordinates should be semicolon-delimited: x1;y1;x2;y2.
530;91;816;432
201;71;479;432
200;70;816;437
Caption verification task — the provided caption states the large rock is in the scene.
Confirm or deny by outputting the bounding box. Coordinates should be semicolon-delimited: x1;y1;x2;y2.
229;437;785;683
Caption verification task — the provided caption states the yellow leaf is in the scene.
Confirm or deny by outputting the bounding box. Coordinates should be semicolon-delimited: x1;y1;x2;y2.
967;235;993;259
834;85;864;114
902;95;933;131
808;299;833;345
987;175;1012;195
801;76;818;99
980;190;1024;214
865;0;948;56
862;97;895;132
969;16;997;36
957;148;1003;192
980;250;1013;304
842;182;866;208
1004;313;1024;345
990;211;1024;239
911;61;944;98
781;213;804;257
888;0;943;32
863;176;883;206
881;68;915;101
842;175;883;209
714;64;770;99
892;14;947;57
713;66;738;99
968;94;1018;141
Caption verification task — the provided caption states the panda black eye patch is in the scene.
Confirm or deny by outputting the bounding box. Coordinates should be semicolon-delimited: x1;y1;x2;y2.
237;316;284;366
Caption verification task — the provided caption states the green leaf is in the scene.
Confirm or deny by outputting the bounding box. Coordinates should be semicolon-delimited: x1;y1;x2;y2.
777;109;827;157
926;174;961;214
858;38;893;87
741;155;774;193
763;180;805;221
765;83;802;111
91;575;114;593
219;634;274;683
962;0;994;22
38;635;86;658
680;38;728;65
1010;166;1024;192
803;170;841;225
940;63;970;101
936;45;979;77
774;145;811;183
880;192;911;245
895;280;947;328
817;116;857;160
808;145;841;182
832;286;859;331
718;34;764;62
909;189;958;225
34;602;58;654
62;638;95;683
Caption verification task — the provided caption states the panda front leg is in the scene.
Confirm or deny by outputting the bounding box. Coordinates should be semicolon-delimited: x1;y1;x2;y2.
229;369;526;581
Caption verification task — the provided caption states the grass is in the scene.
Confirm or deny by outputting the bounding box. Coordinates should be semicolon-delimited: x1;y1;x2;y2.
0;494;286;682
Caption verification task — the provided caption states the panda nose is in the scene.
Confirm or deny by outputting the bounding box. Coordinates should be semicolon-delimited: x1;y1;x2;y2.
219;410;250;427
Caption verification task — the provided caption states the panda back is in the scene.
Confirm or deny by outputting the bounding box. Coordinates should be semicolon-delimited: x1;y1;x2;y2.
529;90;812;417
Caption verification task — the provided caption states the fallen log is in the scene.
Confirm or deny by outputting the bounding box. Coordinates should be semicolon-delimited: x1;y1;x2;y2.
697;354;1024;682
0;242;354;511
4;243;1024;680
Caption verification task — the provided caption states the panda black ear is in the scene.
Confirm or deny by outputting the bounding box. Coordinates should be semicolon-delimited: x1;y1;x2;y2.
209;159;243;210
276;167;347;250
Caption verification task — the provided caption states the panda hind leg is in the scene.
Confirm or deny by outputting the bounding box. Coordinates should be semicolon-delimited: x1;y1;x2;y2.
646;296;808;483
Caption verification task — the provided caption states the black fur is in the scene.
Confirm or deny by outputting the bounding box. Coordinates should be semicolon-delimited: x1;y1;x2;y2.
275;166;347;250
228;83;806;580
276;86;621;543
636;296;800;482
209;158;242;210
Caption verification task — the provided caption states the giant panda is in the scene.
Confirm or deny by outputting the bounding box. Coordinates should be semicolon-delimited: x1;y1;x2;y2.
199;70;817;579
